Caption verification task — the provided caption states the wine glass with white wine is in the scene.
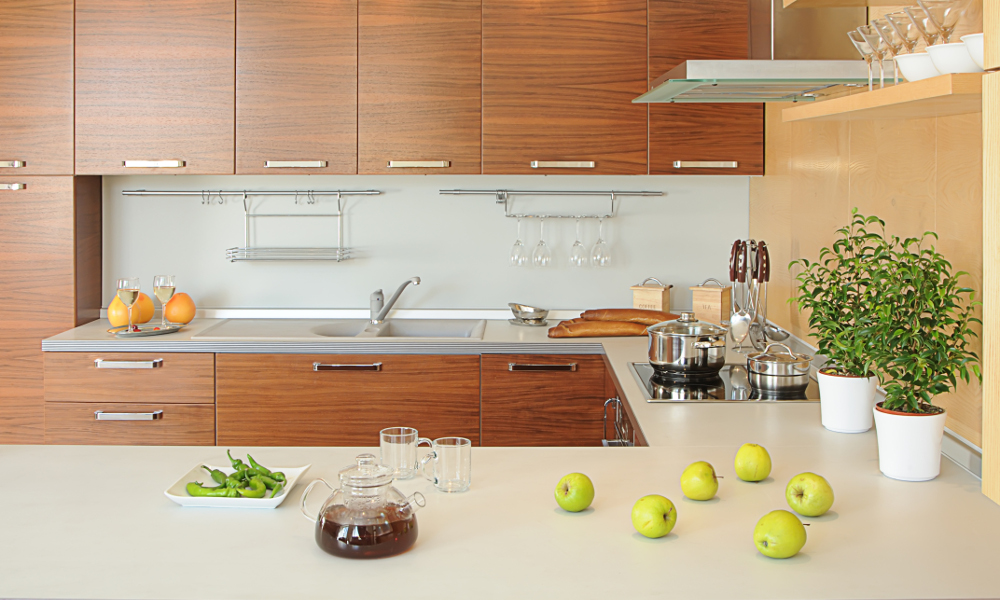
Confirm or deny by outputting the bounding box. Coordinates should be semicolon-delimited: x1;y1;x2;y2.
116;277;140;332
153;275;175;328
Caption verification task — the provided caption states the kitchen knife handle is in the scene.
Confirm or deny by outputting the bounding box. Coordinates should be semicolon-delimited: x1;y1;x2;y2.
264;160;328;168
123;160;186;168
508;363;578;372
0;183;26;190
94;358;164;369
760;242;770;283
530;161;595;169
94;410;163;421
0;160;26;168
737;242;747;284
729;240;740;282
313;362;383;372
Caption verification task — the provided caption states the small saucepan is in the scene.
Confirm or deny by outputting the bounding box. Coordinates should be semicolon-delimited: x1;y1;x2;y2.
746;343;813;394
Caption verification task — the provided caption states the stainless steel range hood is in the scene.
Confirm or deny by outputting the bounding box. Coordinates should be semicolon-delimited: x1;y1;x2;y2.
635;0;871;103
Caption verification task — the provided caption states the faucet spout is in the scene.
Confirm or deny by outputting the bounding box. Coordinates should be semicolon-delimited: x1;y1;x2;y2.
371;277;421;324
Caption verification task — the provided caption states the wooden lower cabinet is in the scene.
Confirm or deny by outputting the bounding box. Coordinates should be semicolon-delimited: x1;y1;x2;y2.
216;354;481;446
481;354;609;446
44;353;215;404
44;403;215;445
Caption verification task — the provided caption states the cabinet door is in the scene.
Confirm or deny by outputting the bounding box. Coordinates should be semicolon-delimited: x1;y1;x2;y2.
0;0;74;175
359;0;481;174
44;403;215;445
481;355;607;446
216;354;481;446
482;0;647;175
45;353;215;404
237;0;357;174
648;0;763;175
75;0;236;175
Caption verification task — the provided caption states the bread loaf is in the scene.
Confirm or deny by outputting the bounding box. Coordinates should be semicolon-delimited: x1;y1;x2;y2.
548;320;648;338
580;308;678;326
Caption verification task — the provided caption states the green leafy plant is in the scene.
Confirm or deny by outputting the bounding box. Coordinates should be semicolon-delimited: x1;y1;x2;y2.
789;210;885;377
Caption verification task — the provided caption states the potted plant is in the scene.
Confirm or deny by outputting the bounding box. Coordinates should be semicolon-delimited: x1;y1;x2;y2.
868;224;981;481
790;210;882;433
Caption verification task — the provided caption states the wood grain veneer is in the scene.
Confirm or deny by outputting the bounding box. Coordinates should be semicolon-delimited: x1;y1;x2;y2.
216;354;481;446
75;0;235;175
44;402;215;445
648;0;763;176
359;0;481;174
481;354;607;446
603;356;647;447
44;353;215;404
481;0;647;175
982;72;1000;504
236;0;357;175
0;0;74;175
987;0;999;70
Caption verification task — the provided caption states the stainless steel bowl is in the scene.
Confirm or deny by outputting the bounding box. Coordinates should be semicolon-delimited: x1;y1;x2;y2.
509;303;549;322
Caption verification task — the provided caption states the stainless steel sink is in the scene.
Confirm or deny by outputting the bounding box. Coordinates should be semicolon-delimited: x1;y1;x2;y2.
356;319;487;339
192;318;486;341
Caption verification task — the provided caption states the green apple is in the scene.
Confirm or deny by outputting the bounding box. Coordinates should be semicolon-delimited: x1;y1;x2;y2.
554;473;595;512
680;461;719;501
753;509;807;559
631;495;677;538
786;472;834;517
734;443;772;482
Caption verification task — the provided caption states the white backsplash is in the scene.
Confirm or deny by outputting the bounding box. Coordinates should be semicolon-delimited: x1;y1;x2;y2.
103;175;749;311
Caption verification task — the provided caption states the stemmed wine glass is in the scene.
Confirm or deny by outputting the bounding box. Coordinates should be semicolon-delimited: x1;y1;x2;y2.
532;219;552;267
886;11;923;55
916;0;969;45
848;30;876;91
873;18;905;85
116;277;140;332
904;5;942;47
857;25;889;88
153;275;175;328
569;219;588;267
590;219;610;267
509;218;528;267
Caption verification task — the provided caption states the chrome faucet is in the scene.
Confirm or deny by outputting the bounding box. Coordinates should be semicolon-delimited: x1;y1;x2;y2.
370;277;421;324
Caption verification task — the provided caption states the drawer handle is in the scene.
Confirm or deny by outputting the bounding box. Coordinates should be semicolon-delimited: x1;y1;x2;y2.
530;161;595;169
508;363;578;372
94;358;164;369
1;183;26;190
672;161;737;169
386;161;451;168
123;160;186;168
0;160;26;168
95;410;164;421
264;160;328;168
313;362;383;372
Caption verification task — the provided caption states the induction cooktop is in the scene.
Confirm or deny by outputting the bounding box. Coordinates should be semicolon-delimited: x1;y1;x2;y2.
628;363;820;403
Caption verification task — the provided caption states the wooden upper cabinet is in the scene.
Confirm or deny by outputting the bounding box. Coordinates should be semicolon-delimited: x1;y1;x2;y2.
359;0;481;174
482;0;648;175
0;1;74;175
648;0;764;176
75;0;236;175
237;0;358;174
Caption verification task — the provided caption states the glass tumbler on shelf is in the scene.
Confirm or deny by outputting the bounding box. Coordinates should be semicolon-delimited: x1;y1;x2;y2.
857;25;890;87
153;275;175;328
848;30;876;91
116;277;140;332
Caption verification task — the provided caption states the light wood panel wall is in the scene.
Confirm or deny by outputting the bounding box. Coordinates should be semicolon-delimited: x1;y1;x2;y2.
982;72;1000;504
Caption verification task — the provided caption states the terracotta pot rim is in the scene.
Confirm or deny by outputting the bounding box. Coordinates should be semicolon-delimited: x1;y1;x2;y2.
818;368;873;379
874;401;946;416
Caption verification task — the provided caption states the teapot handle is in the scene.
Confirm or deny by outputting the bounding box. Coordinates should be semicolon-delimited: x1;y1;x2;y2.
300;478;333;523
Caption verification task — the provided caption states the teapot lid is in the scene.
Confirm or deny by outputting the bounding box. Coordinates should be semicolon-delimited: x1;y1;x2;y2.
339;453;395;488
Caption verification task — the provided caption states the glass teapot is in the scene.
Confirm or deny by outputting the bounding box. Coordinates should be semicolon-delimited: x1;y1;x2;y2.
300;453;426;559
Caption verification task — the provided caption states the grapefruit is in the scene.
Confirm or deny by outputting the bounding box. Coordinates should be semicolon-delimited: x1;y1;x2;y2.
164;292;196;324
108;293;154;327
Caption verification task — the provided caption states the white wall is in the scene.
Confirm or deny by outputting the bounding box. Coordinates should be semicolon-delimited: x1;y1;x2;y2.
103;175;749;311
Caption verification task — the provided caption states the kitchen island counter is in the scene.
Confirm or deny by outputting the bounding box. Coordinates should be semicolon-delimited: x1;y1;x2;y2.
1;441;998;600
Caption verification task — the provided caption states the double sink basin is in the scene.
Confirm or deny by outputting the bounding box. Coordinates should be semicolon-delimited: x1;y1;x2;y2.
192;318;488;341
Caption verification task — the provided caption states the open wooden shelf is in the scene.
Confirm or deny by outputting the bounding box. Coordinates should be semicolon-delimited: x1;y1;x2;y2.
783;0;907;7
781;73;983;122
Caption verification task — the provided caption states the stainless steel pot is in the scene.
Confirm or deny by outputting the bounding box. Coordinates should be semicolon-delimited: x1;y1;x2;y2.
746;343;812;376
647;312;728;376
748;370;810;394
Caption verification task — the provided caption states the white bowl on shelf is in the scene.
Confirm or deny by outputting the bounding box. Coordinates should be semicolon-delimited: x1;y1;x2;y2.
961;33;985;70
894;52;942;82
926;42;985;74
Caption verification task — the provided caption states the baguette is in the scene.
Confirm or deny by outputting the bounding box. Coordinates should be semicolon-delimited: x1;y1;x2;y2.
548;320;648;338
580;308;678;326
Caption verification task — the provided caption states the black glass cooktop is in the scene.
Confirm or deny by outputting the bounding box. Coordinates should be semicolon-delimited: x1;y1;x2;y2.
628;363;820;403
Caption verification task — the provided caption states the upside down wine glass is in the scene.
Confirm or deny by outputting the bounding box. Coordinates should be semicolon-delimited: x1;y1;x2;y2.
532;219;552;267
569;219;588;267
509;218;528;267
116;277;140;332
591;219;610;267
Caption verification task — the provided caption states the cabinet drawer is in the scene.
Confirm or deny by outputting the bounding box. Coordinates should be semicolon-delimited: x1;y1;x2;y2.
44;353;215;404
44;403;215;445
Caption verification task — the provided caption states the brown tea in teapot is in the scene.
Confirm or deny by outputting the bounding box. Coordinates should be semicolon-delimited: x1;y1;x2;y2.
317;503;418;559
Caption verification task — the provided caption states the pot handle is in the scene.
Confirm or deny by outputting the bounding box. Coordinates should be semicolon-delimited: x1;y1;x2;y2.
762;342;795;356
693;339;727;350
300;478;334;523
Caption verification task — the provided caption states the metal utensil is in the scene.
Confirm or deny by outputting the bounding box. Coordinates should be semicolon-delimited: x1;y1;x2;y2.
730;242;752;352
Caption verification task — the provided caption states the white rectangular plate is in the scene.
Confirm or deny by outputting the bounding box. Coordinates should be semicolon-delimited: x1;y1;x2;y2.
164;463;310;509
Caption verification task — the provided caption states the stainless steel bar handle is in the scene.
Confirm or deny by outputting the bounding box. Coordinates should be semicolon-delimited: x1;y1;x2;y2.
508;363;578;372
95;410;164;421
264;161;328;168
386;161;451;168
672;161;738;169
313;362;383;372
123;160;186;168
94;358;164;369
0;160;26;168
0;183;26;190
530;161;595;169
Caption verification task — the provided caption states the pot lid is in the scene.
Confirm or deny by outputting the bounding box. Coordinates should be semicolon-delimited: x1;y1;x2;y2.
339;453;394;488
746;343;812;374
647;311;727;337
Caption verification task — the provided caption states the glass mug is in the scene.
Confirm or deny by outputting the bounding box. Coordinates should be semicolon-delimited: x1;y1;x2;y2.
380;427;432;480
419;437;472;493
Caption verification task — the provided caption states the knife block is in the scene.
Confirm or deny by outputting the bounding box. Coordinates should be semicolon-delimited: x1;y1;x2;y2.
690;280;731;325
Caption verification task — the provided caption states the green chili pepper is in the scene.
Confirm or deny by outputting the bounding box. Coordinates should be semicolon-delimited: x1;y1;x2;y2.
225;475;243;489
202;466;227;486
237;476;267;499
227;449;246;471
246;454;272;476
271;483;284;499
268;471;286;483
257;475;279;490
186;482;239;498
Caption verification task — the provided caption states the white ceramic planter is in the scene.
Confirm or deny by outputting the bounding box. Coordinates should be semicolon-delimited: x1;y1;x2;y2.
873;404;947;482
817;370;877;433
